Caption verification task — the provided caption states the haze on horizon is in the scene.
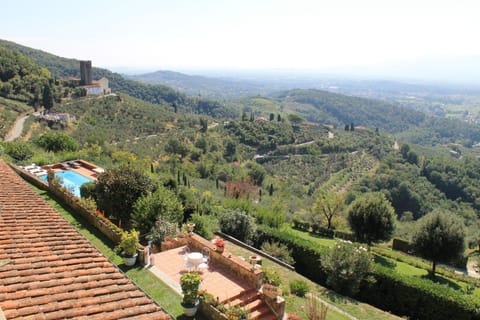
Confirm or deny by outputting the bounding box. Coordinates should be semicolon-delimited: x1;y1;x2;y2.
3;0;480;83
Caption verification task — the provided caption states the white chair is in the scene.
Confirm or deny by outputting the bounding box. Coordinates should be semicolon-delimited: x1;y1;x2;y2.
183;246;193;271
197;247;210;271
201;247;210;264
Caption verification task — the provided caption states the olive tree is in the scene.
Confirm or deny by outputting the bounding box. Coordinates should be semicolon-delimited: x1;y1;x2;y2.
347;192;395;245
312;190;344;229
218;208;256;243
412;210;465;278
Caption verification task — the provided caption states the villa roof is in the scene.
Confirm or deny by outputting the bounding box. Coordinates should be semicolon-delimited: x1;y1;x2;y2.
0;160;170;320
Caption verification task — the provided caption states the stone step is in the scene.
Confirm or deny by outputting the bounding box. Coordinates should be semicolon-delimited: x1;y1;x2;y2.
249;304;273;319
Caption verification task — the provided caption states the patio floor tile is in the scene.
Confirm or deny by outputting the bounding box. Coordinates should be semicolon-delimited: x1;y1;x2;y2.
150;247;252;302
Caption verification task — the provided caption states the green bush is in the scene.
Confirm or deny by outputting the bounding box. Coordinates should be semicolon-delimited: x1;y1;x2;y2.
262;268;282;286
261;241;294;265
256;226;480;320
80;182;97;200
3;141;34;161
36;132;79;152
255;207;285;228
289;279;310;297
359;265;480;320
189;213;219;239
218;208;256;243
146;219;177;246
321;240;373;296
311;223;335;238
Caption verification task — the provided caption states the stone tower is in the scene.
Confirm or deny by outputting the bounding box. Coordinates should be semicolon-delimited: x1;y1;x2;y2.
79;60;92;85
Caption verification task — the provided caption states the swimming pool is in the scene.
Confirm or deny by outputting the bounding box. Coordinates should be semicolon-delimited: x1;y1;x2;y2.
39;171;93;198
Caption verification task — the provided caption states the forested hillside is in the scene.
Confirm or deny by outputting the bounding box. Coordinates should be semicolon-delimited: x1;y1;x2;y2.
0;39;236;118
0;45;52;106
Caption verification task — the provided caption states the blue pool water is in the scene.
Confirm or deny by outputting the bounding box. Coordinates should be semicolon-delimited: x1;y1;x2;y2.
39;171;93;198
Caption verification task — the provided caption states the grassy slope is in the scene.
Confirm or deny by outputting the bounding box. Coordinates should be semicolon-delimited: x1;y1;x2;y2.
284;226;480;299
225;240;402;320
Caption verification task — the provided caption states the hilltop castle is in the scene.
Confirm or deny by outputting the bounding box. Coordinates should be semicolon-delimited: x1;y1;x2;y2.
63;60;111;96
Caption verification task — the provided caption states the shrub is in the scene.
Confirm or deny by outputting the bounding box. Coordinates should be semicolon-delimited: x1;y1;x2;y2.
261;241;294;265
131;185;183;237
255;207;285;228
262;268;282;286
189;213;219;239
36;132;79;152
311;224;335;238
218;208;256;243
4;141;33;161
80;182;97;200
289;279;310;297
147;219;177;247
321;240;373;296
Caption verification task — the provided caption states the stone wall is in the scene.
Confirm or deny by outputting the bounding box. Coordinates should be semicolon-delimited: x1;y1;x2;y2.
186;234;263;289
11;165;123;244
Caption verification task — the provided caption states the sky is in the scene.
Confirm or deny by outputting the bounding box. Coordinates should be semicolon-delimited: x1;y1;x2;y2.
3;0;480;79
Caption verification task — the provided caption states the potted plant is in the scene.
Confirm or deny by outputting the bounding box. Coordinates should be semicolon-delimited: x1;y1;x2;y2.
187;222;195;235
147;219;177;252
180;272;203;316
119;229;139;266
214;238;225;253
261;268;282;299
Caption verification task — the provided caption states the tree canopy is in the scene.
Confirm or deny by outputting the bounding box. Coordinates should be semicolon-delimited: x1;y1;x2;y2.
347;192;396;245
95;166;156;228
36;132;79;152
412;209;465;277
131;185;184;238
312;190;344;229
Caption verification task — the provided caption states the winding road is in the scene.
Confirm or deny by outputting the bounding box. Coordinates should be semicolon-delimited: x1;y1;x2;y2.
4;114;29;142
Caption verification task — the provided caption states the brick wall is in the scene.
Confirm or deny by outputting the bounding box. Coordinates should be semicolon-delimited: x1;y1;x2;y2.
186;234;263;289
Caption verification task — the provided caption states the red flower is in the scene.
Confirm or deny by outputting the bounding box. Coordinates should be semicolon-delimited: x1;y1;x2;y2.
215;239;225;247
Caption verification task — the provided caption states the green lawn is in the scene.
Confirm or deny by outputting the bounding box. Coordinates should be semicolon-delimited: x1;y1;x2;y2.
226;241;402;320
31;183;207;320
291;226;480;301
281;225;337;248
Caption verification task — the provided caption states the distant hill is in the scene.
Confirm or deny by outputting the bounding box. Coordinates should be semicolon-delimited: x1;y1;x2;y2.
0;39;236;118
127;70;268;99
230;90;480;146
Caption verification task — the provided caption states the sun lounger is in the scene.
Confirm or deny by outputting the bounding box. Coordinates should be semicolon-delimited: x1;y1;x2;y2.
34;170;48;177
24;164;37;170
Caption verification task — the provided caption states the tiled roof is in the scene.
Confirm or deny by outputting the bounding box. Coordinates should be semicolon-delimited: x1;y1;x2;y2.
0;160;171;320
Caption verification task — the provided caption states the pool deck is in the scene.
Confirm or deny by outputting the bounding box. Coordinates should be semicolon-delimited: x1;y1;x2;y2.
49;166;98;181
43;160;102;181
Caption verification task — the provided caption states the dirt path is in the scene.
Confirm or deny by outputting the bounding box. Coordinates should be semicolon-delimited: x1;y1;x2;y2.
467;256;480;279
4;114;29;141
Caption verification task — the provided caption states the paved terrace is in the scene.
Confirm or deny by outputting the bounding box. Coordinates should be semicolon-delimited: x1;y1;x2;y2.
0;160;170;320
151;246;252;302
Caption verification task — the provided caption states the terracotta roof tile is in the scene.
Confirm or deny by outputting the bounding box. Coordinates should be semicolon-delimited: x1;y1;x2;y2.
0;160;171;319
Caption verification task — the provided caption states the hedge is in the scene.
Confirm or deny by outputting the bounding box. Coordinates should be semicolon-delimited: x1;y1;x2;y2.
257;226;480;320
291;219;351;240
359;265;480;320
